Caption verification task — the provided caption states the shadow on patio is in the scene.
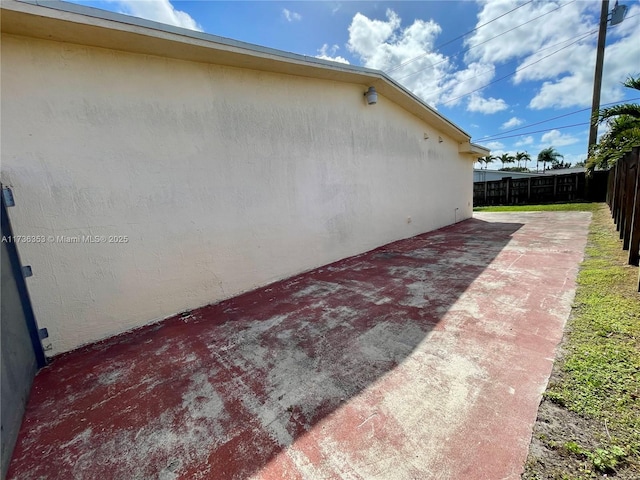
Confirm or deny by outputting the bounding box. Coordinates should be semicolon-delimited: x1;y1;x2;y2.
8;218;523;479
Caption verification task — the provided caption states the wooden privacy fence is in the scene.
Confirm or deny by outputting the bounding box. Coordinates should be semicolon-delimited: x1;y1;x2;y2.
606;147;640;288
474;172;586;206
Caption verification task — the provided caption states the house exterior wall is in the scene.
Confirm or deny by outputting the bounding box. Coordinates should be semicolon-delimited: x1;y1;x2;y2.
1;34;474;355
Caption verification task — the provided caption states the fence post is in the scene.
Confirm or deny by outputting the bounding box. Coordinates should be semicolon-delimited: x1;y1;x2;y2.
607;166;615;206
623;154;636;249
616;161;627;231
627;148;640;265
612;162;621;219
527;177;532;202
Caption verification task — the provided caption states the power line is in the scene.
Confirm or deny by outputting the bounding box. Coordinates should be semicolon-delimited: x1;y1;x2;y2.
478;97;640;142
395;0;577;82
481;122;590;142
424;29;597;100
386;0;534;73
387;5;638;108
439;31;593;106
433;11;640;103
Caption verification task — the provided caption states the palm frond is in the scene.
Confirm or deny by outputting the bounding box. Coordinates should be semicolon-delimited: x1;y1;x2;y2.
623;76;640;91
608;116;640;138
598;103;640;123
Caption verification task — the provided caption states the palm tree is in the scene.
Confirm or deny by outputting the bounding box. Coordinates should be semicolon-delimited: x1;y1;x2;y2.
484;155;495;170
498;153;515;170
537;147;563;173
515;151;531;170
588;76;640;171
478;155;495;170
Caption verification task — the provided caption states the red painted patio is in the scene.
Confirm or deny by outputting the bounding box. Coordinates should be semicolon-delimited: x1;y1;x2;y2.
8;211;590;480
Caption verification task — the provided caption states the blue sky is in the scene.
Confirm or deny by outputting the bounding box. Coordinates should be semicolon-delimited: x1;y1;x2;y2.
69;0;640;169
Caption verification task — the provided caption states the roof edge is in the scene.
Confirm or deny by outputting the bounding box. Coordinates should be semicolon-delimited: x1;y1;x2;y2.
15;0;382;76
459;142;491;158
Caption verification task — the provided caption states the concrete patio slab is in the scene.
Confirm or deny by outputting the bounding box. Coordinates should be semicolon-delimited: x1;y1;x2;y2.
7;211;591;480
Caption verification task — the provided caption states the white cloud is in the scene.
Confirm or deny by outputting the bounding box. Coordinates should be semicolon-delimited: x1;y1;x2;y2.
348;9;402;61
283;8;302;22
529;75;591;110
340;3;639;115
485;141;505;151
113;0;201;31
344;9;511;112
515;135;534;147
513;41;593;86
528;17;640;110
346;9;452;106
316;44;350;64
464;1;640;111
526;39;635;109
539;129;580;148
437;62;496;106
501;117;523;129
467;93;508;114
465;1;596;65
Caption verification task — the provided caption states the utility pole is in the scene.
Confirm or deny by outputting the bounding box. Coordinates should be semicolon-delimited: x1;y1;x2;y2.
587;0;609;154
587;1;627;156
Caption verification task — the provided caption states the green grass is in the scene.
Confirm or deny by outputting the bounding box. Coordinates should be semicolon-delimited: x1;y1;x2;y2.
542;204;640;475
561;441;629;474
473;202;600;212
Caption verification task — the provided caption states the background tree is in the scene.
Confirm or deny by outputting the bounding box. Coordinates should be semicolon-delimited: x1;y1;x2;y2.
537;147;563;173
549;158;572;169
588;76;640;172
478;155;495;170
515;151;531;170
498;153;515;170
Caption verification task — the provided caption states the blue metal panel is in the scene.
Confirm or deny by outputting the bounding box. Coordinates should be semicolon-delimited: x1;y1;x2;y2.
1;184;46;478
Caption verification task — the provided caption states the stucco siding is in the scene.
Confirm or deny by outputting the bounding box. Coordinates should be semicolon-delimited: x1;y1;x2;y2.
1;34;473;354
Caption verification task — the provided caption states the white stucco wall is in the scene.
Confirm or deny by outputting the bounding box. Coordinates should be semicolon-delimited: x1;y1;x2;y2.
1;34;474;355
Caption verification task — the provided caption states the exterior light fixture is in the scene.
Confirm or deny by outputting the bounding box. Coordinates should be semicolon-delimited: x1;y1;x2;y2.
364;86;377;105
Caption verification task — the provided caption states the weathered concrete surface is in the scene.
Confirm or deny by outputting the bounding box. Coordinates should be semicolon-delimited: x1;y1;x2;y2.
8;211;590;480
